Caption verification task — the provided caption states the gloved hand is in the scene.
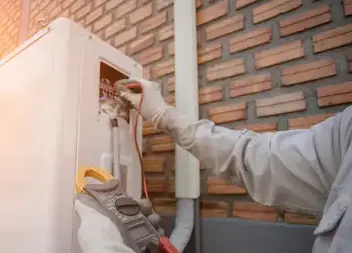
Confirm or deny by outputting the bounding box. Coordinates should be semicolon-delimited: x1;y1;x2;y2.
117;78;170;127
118;78;196;154
74;192;164;253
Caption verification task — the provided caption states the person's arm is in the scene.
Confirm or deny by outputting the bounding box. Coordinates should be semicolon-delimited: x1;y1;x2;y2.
120;78;348;215
159;106;347;215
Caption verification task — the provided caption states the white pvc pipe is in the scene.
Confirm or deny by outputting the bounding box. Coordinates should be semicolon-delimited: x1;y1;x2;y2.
174;0;200;200
169;1;200;252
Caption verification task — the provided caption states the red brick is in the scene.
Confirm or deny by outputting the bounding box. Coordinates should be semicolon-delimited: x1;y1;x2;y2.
129;3;152;25
167;77;175;93
167;179;175;193
199;86;223;104
313;24;352;53
117;45;127;54
229;73;272;98
284;212;319;225
207;177;247;194
344;0;352;16
168;42;175;55
206;58;245;81
208;103;247;124
143;156;165;173
288;113;335;129
156;0;173;10
63;0;76;9
153;59;175;78
94;0;106;7
348;53;352;72
140;11;167;34
153;198;177;215
105;0;124;12
135;46;163;66
60;8;70;19
197;0;228;26
143;67;151;79
256;92;306;117
142;139;149;154
196;0;202;8
198;42;222;64
143;121;163;135
48;3;63;20
234;122;277;132
317;82;352;107
169;157;176;171
77;18;85;27
94;13;112;32
44;0;57;14
75;2;92;20
281;59;336;86
253;0;302;24
158;24;174;41
279;5;331;37
113;27;137;47
129;33;155;55
143;137;149;153
233;201;277;222
229;27;272;53
236;0;259;9
85;6;103;25
205;15;244;40
95;28;104;39
201;201;229;218
146;178;166;193
149;135;175;152
115;0;137;19
255;40;304;69
105;18;126;39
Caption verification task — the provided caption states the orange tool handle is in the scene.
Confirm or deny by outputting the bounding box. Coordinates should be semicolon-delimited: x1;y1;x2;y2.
159;237;179;253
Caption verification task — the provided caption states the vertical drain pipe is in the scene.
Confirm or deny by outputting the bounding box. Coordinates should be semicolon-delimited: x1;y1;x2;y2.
169;1;201;253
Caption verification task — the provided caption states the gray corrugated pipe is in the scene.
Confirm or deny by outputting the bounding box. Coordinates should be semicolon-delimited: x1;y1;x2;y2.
170;1;201;253
169;199;194;252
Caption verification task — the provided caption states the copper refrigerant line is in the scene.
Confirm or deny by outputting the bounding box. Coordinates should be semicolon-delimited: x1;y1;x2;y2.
100;78;131;122
100;78;120;101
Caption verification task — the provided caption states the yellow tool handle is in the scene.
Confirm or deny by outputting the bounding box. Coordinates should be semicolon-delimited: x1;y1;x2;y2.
76;167;114;193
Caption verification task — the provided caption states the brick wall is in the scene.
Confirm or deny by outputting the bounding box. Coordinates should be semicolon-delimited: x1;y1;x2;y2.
142;0;352;225
1;0;352;225
0;0;22;58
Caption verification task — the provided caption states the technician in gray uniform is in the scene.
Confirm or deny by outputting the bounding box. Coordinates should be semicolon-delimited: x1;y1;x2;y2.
118;78;352;253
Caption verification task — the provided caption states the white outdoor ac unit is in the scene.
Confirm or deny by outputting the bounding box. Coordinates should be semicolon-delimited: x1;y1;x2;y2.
0;18;143;253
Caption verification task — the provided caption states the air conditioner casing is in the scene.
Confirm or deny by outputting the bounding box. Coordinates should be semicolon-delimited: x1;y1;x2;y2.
0;18;143;253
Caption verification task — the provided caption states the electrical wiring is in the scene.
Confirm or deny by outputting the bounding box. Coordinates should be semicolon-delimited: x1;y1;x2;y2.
100;79;179;253
122;81;149;201
99;79;150;201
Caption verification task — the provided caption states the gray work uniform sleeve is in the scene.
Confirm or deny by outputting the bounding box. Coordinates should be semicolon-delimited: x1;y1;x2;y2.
159;106;351;215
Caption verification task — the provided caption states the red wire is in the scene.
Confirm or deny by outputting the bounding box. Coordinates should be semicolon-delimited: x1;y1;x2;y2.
125;82;150;200
125;82;176;252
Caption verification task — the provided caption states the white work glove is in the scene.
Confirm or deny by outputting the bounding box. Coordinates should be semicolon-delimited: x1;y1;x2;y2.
74;193;164;253
118;78;197;153
117;78;170;128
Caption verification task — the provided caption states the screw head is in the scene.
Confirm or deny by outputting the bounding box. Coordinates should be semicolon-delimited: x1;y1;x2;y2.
115;197;140;216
